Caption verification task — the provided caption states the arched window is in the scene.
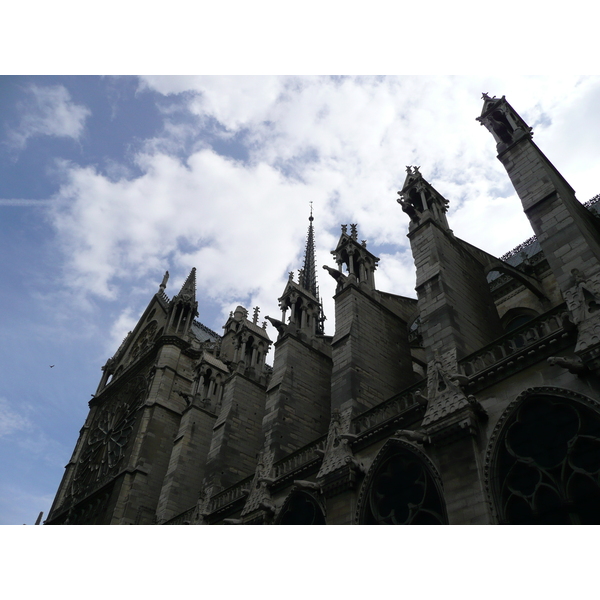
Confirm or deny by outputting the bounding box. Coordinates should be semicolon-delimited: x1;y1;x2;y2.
501;307;539;333
489;390;600;524
277;491;325;525
358;441;447;525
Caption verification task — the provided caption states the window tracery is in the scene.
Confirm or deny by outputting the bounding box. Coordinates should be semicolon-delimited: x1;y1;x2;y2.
358;441;447;525
490;390;600;524
278;491;325;525
72;375;147;498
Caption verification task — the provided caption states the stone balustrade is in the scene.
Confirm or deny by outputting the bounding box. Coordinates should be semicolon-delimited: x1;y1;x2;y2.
208;475;254;513
460;304;570;380
272;436;327;480
163;505;196;525
352;381;426;435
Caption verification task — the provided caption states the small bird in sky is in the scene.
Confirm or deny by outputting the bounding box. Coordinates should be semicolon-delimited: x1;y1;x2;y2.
49;365;54;368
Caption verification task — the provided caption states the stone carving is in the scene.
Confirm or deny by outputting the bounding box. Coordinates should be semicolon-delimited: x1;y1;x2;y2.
129;321;158;364
393;429;430;444
322;264;348;293
422;348;486;428
241;449;276;517
397;192;420;223
564;269;600;357
265;315;287;338
293;480;322;492
72;375;148;498
565;269;600;324
547;355;588;375
159;270;169;291
317;408;365;479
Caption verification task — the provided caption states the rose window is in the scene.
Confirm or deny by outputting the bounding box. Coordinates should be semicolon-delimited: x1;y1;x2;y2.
73;395;142;496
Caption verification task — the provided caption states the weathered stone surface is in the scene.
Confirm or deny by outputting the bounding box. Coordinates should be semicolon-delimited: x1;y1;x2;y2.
47;97;600;527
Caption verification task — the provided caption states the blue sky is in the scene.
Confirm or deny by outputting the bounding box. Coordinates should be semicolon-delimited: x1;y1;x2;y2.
1;74;600;526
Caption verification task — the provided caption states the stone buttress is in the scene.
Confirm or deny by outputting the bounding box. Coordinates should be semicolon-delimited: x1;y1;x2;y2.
201;306;272;493
399;169;505;523
478;94;600;371
325;224;416;419
261;211;332;462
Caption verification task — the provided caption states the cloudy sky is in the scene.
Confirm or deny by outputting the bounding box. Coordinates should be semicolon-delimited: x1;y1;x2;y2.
1;74;600;526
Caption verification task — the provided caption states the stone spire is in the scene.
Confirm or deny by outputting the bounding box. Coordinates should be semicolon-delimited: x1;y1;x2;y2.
167;268;199;336
299;204;319;298
270;206;326;338
299;204;325;335
173;268;197;304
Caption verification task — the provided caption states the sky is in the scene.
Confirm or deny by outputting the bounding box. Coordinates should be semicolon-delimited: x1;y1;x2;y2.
2;74;600;527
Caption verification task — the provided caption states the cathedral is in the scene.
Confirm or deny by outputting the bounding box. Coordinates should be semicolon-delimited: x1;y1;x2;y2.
46;95;600;525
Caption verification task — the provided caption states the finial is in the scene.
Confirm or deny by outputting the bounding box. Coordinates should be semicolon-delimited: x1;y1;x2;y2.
341;224;347;234
159;270;169;291
309;201;314;222
261;320;267;329
253;306;260;324
361;240;367;247
288;271;294;281
350;224;358;240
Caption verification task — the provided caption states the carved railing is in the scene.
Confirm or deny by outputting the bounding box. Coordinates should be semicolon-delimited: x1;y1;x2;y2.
272;435;327;480
460;304;570;378
352;380;426;435
208;475;254;513
163;505;196;525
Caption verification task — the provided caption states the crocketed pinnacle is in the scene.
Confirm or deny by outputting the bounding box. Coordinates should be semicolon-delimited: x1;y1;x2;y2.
300;205;319;299
299;205;326;335
173;267;197;303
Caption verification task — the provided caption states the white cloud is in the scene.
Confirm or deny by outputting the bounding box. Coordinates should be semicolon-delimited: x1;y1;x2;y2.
7;83;91;150
48;76;600;340
0;397;31;437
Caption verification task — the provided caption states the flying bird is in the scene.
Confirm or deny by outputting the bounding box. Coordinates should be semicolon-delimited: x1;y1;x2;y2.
49;365;54;368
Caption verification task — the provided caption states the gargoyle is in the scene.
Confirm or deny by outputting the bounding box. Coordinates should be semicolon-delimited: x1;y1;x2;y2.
293;480;322;492
394;429;430;444
177;391;192;406
322;265;348;284
548;355;588;375
451;374;470;386
259;499;276;515
265;315;287;336
413;390;428;406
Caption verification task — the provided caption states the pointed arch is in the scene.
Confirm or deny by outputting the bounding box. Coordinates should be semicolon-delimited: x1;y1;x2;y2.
485;387;600;524
276;490;326;525
355;438;448;524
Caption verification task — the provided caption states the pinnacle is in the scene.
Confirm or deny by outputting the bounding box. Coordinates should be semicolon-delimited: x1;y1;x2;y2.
174;267;197;302
299;211;318;299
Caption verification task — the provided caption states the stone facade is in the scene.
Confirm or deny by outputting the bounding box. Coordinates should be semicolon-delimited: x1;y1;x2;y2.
47;95;600;525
